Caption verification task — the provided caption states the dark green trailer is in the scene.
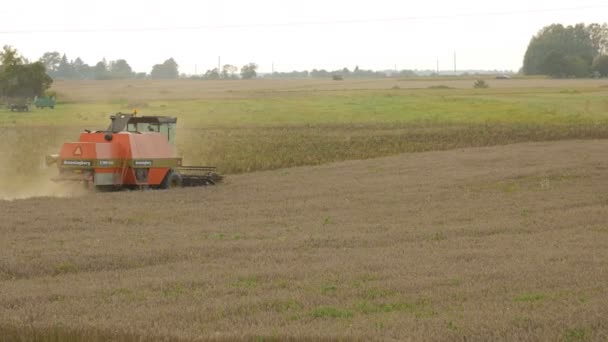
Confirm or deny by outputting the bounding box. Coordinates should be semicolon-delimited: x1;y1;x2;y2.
34;96;56;109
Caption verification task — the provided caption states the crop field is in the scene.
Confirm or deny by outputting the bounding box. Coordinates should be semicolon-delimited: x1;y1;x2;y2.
1;78;608;340
2;77;608;198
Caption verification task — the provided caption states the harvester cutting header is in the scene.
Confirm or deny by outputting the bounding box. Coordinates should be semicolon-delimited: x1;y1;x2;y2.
46;112;220;190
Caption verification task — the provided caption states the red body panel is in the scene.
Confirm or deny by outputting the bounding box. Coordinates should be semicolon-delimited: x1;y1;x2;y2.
57;132;181;186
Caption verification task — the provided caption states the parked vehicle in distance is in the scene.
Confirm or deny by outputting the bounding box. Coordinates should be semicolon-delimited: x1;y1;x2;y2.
7;98;29;112
10;103;29;112
34;96;56;109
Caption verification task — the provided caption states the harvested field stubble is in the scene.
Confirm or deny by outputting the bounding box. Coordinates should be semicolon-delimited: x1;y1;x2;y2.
1;140;608;340
49;78;608;103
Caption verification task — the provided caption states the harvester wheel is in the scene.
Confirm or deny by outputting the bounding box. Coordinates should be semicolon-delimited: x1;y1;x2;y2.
160;170;183;189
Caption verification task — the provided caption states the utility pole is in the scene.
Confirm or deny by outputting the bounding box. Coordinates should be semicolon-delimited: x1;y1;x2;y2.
272;62;274;74
195;64;197;75
218;56;221;72
436;58;439;75
454;51;457;73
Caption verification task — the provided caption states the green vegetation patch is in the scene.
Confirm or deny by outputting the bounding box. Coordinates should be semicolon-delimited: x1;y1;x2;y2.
53;262;79;276
563;327;589;342
310;306;354;319
360;287;396;300
262;299;303;313
233;275;259;289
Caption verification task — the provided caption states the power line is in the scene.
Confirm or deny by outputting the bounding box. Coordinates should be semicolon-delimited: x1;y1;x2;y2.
1;4;606;35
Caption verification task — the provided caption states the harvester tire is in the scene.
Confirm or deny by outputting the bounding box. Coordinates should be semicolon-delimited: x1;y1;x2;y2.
160;170;183;189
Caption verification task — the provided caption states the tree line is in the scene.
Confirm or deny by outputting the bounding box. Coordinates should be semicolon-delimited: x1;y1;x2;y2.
192;63;259;80
1;45;421;101
39;52;180;80
523;23;608;78
191;65;417;80
37;50;421;81
39;52;265;80
264;67;416;79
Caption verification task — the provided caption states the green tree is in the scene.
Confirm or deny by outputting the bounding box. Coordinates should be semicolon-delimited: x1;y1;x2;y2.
203;68;220;80
523;23;603;77
71;57;91;79
0;47;52;99
39;52;61;76
563;55;590;77
109;59;133;79
240;63;257;79
150;58;179;79
221;64;237;79
56;54;75;79
93;59;108;80
587;23;608;56
0;45;23;70
592;55;608;77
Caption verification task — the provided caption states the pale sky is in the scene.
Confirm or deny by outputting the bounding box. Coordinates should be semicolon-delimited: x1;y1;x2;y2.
1;0;607;74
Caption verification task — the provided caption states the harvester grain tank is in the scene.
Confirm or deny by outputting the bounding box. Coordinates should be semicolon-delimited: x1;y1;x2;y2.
46;112;220;190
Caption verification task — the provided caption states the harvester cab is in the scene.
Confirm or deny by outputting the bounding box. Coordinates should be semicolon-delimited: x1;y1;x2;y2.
109;113;176;144
46;112;220;190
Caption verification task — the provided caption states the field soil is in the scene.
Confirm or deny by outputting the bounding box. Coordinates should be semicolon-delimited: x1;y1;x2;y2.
1;140;608;340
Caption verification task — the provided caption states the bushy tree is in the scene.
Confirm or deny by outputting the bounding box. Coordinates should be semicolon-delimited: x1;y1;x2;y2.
0;46;52;99
203;68;220;80
109;59;133;79
222;64;238;79
71;57;91;79
592;55;608;77
0;45;23;71
150;58;179;79
56;54;76;79
39;51;61;76
587;23;608;56
310;69;330;78
473;79;489;89
93;59;108;80
240;63;257;79
523;23;603;77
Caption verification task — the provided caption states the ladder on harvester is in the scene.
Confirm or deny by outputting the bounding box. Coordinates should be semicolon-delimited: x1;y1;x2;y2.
117;157;128;187
117;159;150;188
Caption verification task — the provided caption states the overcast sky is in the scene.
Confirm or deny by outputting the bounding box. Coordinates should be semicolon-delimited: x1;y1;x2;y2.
1;0;607;74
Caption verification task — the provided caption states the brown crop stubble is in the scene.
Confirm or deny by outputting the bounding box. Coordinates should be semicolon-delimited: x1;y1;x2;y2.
50;78;608;103
1;140;608;340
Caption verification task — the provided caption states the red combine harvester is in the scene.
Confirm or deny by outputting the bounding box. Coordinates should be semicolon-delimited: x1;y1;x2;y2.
46;112;220;190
